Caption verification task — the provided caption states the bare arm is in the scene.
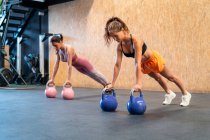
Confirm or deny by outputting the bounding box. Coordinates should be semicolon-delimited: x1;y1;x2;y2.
66;47;75;82
133;36;144;90
111;44;123;87
51;53;60;81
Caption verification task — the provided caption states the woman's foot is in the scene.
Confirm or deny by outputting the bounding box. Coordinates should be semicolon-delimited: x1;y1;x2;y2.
163;91;176;105
180;92;191;107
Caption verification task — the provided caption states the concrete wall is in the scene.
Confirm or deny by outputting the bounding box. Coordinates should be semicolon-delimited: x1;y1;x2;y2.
49;0;210;93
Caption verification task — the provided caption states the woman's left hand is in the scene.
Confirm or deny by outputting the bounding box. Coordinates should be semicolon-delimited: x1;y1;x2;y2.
132;84;141;92
64;80;71;86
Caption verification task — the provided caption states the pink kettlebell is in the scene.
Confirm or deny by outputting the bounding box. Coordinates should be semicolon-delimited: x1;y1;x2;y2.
61;82;74;100
45;82;57;98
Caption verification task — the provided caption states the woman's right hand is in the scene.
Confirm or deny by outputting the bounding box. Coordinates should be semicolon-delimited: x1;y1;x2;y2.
63;80;72;87
104;83;113;91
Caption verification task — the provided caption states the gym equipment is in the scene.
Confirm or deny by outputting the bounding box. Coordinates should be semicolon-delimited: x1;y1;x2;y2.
61;82;74;100
24;53;42;84
45;82;57;98
3;57;27;85
24;53;39;74
0;67;13;86
127;89;146;115
100;89;118;112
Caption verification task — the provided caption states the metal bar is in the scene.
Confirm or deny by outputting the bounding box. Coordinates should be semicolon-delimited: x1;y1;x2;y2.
0;70;10;86
8;0;22;5
39;35;44;78
4;58;27;85
1;9;10;48
0;14;6;26
16;36;21;75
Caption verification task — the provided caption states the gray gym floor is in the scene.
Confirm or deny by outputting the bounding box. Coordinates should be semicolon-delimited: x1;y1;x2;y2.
0;87;210;140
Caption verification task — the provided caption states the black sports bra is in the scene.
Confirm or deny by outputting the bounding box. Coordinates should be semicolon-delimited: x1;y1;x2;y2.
121;34;147;58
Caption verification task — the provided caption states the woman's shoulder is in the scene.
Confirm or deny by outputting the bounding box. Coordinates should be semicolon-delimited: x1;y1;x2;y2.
65;44;75;54
131;34;144;45
65;44;73;49
65;44;73;50
117;43;122;51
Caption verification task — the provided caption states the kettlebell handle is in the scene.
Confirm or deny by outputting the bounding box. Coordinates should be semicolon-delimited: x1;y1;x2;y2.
63;81;72;88
130;89;143;97
102;88;115;94
101;88;116;100
46;82;55;87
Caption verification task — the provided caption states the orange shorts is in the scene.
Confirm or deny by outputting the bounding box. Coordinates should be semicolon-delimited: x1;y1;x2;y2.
141;50;165;74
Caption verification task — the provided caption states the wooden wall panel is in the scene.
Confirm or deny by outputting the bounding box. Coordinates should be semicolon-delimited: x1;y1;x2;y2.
49;0;210;93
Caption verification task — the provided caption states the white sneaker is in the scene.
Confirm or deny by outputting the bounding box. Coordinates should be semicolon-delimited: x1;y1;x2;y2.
180;92;192;107
163;91;176;105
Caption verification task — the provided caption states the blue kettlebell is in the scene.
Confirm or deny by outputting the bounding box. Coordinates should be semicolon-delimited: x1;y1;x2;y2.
127;89;146;115
100;89;118;112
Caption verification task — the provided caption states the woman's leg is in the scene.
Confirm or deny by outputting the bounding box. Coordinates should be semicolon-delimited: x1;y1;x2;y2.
148;72;170;93
160;65;187;95
73;57;109;87
148;72;176;105
160;65;191;106
85;69;109;87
